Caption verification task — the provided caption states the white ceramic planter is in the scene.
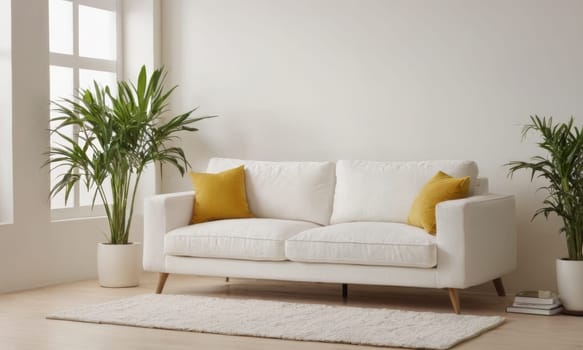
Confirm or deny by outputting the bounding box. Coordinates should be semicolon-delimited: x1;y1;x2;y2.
556;258;583;314
97;242;141;288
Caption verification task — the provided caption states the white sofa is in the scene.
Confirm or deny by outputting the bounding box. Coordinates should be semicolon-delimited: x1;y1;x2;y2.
144;158;516;313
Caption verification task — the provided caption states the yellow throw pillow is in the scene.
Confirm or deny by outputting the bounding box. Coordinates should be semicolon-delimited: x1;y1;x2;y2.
189;165;254;224
407;171;470;234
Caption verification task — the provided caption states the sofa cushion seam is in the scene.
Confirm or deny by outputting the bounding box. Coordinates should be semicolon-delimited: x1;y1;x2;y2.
286;240;435;247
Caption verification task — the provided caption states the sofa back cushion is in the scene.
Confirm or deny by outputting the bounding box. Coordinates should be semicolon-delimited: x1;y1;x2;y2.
207;158;336;225
330;160;479;224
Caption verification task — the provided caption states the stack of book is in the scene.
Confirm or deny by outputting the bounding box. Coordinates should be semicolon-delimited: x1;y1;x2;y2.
506;290;563;315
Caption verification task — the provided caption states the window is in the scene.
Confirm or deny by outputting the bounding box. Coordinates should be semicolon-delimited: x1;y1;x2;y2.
49;0;121;218
0;0;13;224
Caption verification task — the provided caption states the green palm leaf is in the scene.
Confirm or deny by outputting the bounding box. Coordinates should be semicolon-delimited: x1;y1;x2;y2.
45;65;216;244
506;115;583;260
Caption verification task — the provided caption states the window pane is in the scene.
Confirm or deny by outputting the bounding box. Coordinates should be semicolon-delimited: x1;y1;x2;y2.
78;5;116;60
79;187;98;206
50;158;75;209
0;0;12;222
49;0;73;55
49;65;75;209
79;69;117;93
78;69;115;207
78;146;110;207
79;178;112;207
77;136;112;207
50;65;74;101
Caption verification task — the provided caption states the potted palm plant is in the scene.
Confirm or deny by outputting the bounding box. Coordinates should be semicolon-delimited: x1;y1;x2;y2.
507;115;583;314
46;65;213;287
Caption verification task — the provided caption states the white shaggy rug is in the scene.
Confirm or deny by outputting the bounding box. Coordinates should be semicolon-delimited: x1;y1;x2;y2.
47;294;504;349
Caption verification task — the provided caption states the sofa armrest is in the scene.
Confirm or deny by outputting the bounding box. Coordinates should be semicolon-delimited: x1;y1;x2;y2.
143;191;194;272
435;194;517;289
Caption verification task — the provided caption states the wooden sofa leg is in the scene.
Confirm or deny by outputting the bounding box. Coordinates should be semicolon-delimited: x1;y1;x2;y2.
342;284;348;299
156;273;170;294
493;277;506;296
448;288;461;314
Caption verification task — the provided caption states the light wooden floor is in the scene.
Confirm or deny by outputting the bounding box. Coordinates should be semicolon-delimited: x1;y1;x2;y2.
0;273;581;350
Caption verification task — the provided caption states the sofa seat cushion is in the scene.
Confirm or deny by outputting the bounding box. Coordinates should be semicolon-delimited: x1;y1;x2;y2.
164;218;319;261
285;222;437;268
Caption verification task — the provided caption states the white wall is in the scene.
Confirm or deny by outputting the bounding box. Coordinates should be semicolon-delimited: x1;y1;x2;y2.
0;0;159;293
161;0;583;293
0;0;107;293
122;0;162;221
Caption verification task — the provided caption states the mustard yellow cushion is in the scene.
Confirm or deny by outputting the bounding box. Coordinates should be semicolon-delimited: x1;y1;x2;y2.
407;171;470;234
189;166;254;224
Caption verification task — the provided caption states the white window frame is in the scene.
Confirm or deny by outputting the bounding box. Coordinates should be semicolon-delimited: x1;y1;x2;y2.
49;0;123;220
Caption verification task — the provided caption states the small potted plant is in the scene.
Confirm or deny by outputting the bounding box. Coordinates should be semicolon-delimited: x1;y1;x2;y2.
46;65;213;287
507;115;583;314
